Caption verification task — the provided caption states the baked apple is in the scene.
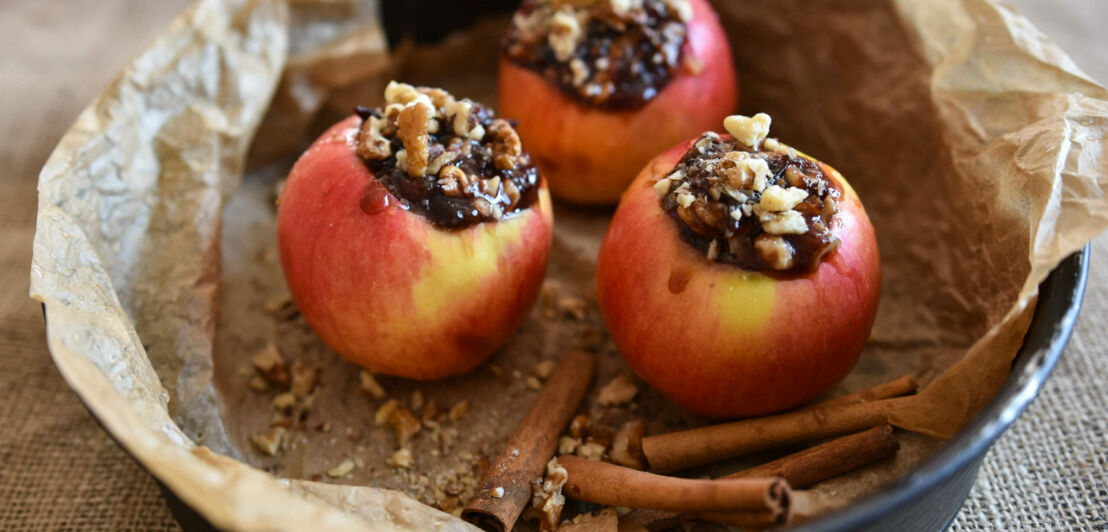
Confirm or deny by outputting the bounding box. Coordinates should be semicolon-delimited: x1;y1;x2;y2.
596;114;880;417
499;0;738;204
277;82;554;380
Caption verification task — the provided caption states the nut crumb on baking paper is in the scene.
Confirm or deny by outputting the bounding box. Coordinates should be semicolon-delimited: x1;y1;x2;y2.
374;399;399;426
558;296;588;320
247;375;269;393
609;419;646;470
576;441;606;461
359;370;387;399
447;400;470;422
526;376;543;391
534;360;557;380
327;459;356;479
289;363;317;398
388;406;422;446
558;436;581;455
272;392;297;411
387;448;414;469
251;344;289;386
250;427;286;456
597;373;639;406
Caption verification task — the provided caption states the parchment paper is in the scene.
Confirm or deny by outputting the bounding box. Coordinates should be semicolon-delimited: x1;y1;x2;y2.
29;0;1108;530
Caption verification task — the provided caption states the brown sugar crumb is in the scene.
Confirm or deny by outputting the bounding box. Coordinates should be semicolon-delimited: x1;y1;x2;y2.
658;113;842;273
596;374;639;406
251;344;289;386
609;420;646;470
359;370;387;400
250;427;286;456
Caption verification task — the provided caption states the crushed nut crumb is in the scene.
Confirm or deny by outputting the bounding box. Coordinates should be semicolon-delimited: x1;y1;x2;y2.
387;448;414;469
251;344;289;386
327;459;356;478
250;427;285;456
597;373;639;406
360;371;387;400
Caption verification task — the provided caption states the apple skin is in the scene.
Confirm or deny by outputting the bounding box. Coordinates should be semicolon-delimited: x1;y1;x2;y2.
277;116;554;380
497;0;738;205
596;139;881;418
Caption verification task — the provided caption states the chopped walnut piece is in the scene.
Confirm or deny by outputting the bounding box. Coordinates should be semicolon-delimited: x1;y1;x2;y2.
569;414;590;438
533;457;569;532
488;119;522;170
359;370;387;400
387;448;414;469
761;209;808;235
251;344;289;386
388;407;422;446
534;360;557;380
558;436;581;455
724;113;772;147
558;296;588;320
374;399;399;426
327;459;356;479
289;363;317;398
754;234;796;270
410;390;425;412
759;185;809;213
397;102;432;177
596;373;639;406
262;292;294;316
250;427;285;456
526;376;543;391
576;441;606;461
357;115;392;161
448;400;469;422
272;392;297;411
247;375;269;393
609;420;646;470
548;9;583;62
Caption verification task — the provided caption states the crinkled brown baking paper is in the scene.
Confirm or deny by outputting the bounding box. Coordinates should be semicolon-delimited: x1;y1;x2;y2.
30;0;1108;530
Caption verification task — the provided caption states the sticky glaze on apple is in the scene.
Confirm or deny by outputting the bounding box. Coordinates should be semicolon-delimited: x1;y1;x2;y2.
355;82;540;229
655;114;842;273
502;0;692;110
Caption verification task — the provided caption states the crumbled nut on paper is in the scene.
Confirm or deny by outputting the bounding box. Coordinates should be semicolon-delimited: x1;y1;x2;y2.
597;373;639;406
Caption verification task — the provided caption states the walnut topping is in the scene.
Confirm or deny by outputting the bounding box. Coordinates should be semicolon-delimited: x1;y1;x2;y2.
658;114;843;273
289;363;317;398
724;113;772;148
503;0;691;110
355;82;540;229
388;406;422;446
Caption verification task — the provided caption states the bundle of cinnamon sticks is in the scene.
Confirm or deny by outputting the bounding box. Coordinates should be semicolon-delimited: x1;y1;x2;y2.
463;355;917;532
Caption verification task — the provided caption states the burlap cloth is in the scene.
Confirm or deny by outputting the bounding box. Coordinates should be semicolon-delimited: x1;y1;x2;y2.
0;1;1104;530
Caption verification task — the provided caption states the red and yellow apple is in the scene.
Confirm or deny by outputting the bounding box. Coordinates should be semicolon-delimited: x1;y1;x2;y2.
497;0;738;205
596;139;880;418
277;116;554;380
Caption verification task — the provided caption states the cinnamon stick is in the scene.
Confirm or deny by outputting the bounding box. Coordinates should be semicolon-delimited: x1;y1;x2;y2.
642;397;907;474
462;350;596;532
806;375;918;410
625;426;899;530
557;455;790;515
